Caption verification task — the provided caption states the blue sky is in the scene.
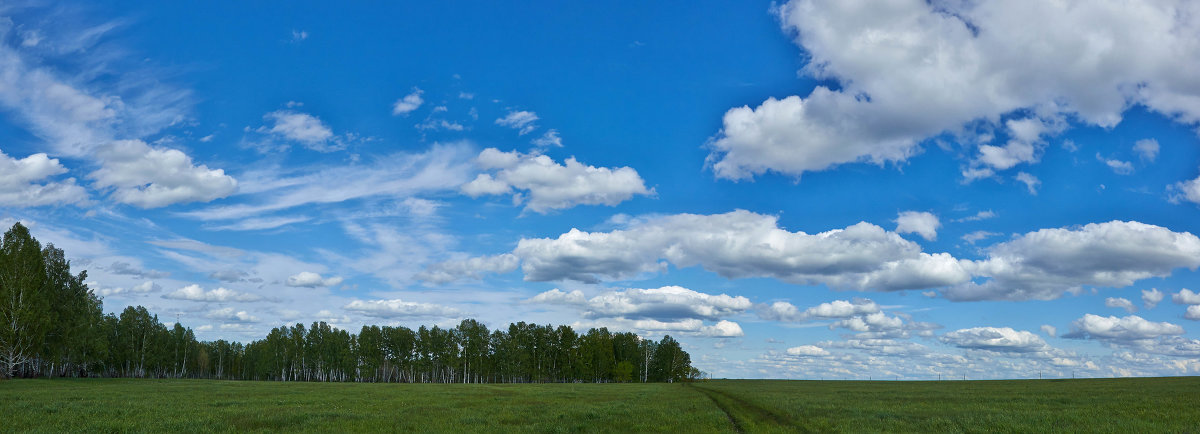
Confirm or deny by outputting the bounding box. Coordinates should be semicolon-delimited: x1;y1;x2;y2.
4;0;1200;379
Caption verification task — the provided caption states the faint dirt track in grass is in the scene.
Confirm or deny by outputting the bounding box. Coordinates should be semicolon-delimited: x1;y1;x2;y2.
689;383;801;433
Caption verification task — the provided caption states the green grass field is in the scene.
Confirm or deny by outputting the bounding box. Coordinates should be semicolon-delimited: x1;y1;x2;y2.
2;377;1198;433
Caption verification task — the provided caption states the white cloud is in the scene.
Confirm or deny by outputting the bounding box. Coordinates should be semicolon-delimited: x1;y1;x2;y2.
955;210;996;223
1015;172;1040;195
1173;288;1200;305
961;231;998;244
1169;173;1200;205
1040;325;1057;337
941;327;1052;354
0;149;88;207
513;210;970;290
1098;153;1134;175
894;211;940;241
290;30;307;42
1186;305;1200;321
415;254;519;284
1134;139;1160;162
343;298;461;319
94;280;161;297
708;0;1200;180
89;140;237;208
786;345;830;357
181;143;473;221
495;110;538;135
529;286;751;322
162;284;262;302
759;298;880;322
206;307;259;323
1142;288;1164;310
392;88;424;116
1063;315;1200;357
260;110;341;152
532;129;563;147
1105;297;1137;313
285;271;344;288
461;148;653;213
946;221;1200;301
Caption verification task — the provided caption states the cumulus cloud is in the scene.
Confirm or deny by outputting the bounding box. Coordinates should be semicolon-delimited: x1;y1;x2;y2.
1063;315;1198;357
894;211;940;241
89;140;237;208
513;210;969;290
955;210;996;223
392;88;424;116
941;327;1053;354
946;221;1200;301
759;298;880;322
162;284;262;302
1142;288;1165;310
494;110;538;135
786;345;830;357
1040;325;1057;337
1105;297;1138;313
415;254;519;284
528;286;751;321
707;0;1200;181
1133;139;1160;162
1174;289;1200;305
206;307;259;323
532;129;563;148
94;280;161;297
574;317;744;338
343;298;461;319
0;150;88;207
1098;154;1134;175
285;271;344;288
260;110;340;152
460;148;653;213
1170;173;1200;205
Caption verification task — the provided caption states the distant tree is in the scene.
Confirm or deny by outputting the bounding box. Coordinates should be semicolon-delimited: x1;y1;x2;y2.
613;361;634;383
0;223;50;378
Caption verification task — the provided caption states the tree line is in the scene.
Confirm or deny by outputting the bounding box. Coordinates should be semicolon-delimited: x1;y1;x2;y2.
0;223;700;382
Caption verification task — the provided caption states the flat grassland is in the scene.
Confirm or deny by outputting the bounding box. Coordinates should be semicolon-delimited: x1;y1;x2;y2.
2;377;1198;433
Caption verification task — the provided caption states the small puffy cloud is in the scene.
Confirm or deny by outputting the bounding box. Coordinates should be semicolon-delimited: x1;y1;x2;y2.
1186;305;1200;321
343;298;461;319
495;110;538;135
415;254;519;284
1097;154;1134;175
89;140;237;208
895;211;940;241
392;88;424;116
1133;139;1160;162
290;30;308;42
940;327;1052;354
0;150;88;207
206;307;259;323
1040;325;1057;337
94;280;161;297
1142;288;1164;310
461;148;653;213
1015;172;1040;195
946;221;1200;301
285;271;344;288
1105;297;1137;313
703;320;745;338
759;298;880;322
785;345;830;357
527;286;751;322
1065;314;1183;341
1169;173;1200;205
261;110;339;152
209;270;249;283
1173;289;1200;305
162;284;262;302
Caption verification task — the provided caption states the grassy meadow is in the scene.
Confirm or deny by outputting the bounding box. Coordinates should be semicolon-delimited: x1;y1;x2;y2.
2;377;1198;433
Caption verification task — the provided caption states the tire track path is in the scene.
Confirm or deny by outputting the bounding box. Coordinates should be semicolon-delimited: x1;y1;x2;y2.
687;383;801;433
